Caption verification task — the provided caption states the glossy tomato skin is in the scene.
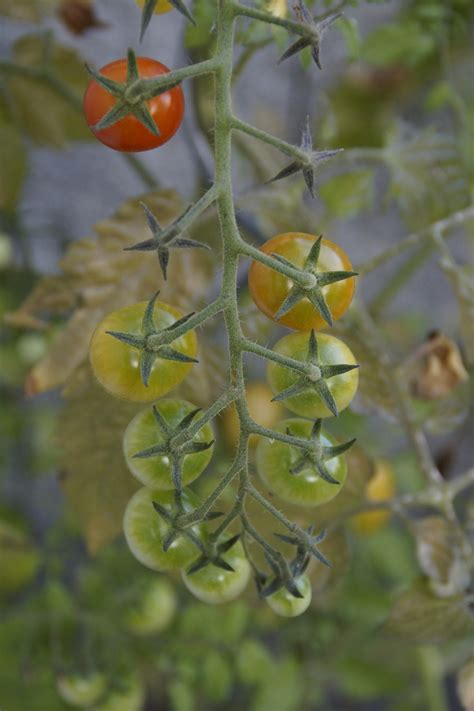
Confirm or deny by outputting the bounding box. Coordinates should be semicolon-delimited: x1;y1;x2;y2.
123;399;214;489
248;233;355;331
222;382;283;450
267;332;358;418
266;574;312;617
83;57;184;152
182;540;251;604
90;301;197;403
136;0;173;14
256;419;347;507
123;487;201;572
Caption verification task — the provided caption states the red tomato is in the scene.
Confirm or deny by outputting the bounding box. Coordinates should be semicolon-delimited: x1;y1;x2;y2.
83;57;184;152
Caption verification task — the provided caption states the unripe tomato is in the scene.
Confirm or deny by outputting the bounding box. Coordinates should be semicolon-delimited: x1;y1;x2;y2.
125;578;176;635
182;540;251;604
123;487;201;572
266;574;312;617
56;673;107;707
83;57;184;152
256;419;347;507
352;460;395;534
222;382;284;450
136;0;173;15
89;301;197;403
248;233;355;331
94;675;145;711
0;520;40;597
266;0;288;17
267;332;358;418
123;399;214;489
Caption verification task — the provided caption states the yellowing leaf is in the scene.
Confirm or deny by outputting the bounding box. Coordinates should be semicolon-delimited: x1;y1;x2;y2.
0;121;28;214
5;34;91;146
0;0;57;22
58;364;142;554
8;190;216;394
383;579;474;643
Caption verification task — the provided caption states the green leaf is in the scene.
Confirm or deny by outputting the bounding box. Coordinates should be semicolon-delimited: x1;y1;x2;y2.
0;120;28;213
320;170;374;217
58;364;141;553
383;579;474;643
5;35;91;146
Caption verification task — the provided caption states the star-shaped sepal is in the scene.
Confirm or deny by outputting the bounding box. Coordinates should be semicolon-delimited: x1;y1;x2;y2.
285;419;355;483
278;1;342;70
132;403;214;491
185;534;242;575
272;330;359;417
268;117;342;198
124;202;210;280
256;531;324;599
86;48;182;135
140;0;196;42
271;235;357;327
106;291;198;389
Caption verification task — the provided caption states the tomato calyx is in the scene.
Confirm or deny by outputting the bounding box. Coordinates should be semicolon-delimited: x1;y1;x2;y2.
185;533;242;575
151;491;205;555
85;48;182;135
285;418;355;482
268;117;342;198
278;1;342;70
256;536;313;599
139;0;196;42
270;234;357;327
106;292;198;387
131;403;214;491
124;202;209;280
271;330;359;416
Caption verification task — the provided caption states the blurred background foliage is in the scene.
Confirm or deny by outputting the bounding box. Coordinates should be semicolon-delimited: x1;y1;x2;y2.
0;0;473;709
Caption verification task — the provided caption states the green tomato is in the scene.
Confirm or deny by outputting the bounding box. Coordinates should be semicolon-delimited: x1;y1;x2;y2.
256;419;347;507
123;487;201;572
123;399;214;490
267;331;358;418
90;300;197;403
182;541;251;604
56;673;107;707
92;675;145;711
266;574;312;617
125;578;176;635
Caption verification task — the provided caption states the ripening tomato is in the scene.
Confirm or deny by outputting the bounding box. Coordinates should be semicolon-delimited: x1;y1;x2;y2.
266;574;312;617
267;332;359;418
89;301;197;403
56;673;107;707
248;233;355;331
83;57;184;152
182;540;251;604
123;487;201;572
136;0;173;14
125;578;176;635
222;382;284;450
256;419;347;507
123;399;214;489
352;459;395;534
